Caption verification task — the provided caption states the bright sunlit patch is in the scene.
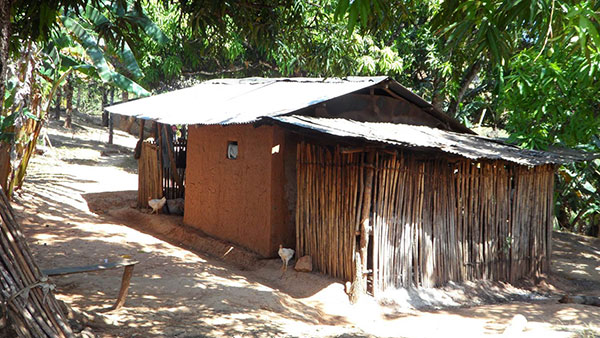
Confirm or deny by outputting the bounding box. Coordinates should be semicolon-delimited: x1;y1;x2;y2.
32;233;59;243
194;282;207;289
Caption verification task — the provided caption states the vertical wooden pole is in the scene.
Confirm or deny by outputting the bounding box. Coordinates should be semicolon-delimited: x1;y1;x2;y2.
138;119;145;140
359;150;375;291
108;88;115;144
111;264;135;310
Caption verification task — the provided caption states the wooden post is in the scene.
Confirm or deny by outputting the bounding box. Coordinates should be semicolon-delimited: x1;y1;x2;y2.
134;119;145;160
108;89;114;144
359;150;375;291
111;264;135;310
101;86;108;127
138;119;145;140
108;112;113;144
349;251;363;304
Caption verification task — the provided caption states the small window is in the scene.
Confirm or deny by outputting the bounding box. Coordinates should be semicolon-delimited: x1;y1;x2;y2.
227;141;238;159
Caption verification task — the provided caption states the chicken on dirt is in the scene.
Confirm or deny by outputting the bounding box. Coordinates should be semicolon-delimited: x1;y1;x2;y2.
148;196;166;214
278;244;294;277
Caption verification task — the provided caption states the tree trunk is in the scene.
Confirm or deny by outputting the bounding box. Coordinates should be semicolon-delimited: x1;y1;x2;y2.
63;74;73;128
0;142;9;193
53;87;62;120
108;88;114;144
0;0;14;193
446;60;482;118
0;0;11;111
75;82;82;111
101;86;108;127
430;73;445;111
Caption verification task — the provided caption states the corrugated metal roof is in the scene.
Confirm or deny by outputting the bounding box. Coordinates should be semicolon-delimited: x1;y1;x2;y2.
105;77;389;125
267;115;593;166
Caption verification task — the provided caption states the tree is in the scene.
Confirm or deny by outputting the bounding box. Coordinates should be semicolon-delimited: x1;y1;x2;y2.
334;0;600;233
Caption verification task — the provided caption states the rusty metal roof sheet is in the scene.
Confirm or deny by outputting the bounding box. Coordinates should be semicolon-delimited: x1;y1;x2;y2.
267;115;595;166
105;77;389;125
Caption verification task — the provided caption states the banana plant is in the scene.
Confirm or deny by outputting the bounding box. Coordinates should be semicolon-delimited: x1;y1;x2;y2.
56;1;168;97
1;1;168;196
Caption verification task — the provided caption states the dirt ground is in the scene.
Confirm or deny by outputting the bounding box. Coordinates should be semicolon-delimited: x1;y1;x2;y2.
10;114;600;337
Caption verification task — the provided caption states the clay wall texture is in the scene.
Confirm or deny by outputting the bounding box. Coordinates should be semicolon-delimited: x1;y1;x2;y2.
184;124;295;257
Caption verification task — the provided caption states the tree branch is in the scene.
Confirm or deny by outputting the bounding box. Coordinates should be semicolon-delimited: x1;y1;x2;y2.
446;60;482;117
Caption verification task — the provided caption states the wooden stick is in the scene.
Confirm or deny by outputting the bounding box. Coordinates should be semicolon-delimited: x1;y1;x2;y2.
358;151;375;292
111;264;135;310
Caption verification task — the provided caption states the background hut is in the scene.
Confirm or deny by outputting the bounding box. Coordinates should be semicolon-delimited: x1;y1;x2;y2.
106;77;591;293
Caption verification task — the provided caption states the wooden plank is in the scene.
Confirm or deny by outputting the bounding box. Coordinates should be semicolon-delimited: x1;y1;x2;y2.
43;260;138;276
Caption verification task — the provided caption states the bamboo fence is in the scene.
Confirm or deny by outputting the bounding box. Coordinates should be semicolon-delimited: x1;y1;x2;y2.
296;143;363;282
138;142;163;208
296;142;555;293
0;188;73;337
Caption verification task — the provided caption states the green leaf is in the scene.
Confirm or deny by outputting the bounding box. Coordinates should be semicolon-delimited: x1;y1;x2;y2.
60;14;149;96
487;28;501;62
84;5;144;79
60;15;113;83
85;4;110;27
581;181;597;194
334;0;350;20
580;16;600;50
109;72;150;97
347;4;358;33
126;11;170;45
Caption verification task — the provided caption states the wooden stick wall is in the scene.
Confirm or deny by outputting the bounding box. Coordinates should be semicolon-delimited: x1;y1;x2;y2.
296;143;363;282
138;142;163;208
296;142;555;293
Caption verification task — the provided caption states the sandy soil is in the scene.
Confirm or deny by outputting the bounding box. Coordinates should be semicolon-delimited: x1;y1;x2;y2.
11;114;600;337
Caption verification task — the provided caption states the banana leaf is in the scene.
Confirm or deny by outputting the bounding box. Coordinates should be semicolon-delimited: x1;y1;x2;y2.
59;14;150;96
85;5;145;78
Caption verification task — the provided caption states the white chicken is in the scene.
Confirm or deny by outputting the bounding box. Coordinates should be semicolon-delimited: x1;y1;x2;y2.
148;196;166;214
278;244;295;275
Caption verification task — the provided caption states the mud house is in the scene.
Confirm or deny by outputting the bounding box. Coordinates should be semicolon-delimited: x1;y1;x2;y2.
106;77;588;294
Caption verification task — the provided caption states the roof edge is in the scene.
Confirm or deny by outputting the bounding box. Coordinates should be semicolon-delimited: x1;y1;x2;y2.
382;79;476;135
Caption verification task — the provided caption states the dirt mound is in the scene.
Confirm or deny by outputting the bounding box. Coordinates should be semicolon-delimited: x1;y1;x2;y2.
83;190;138;214
107;207;262;270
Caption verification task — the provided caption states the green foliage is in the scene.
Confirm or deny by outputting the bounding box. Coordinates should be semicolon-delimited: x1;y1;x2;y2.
334;0;389;34
10;0;88;50
556;155;600;234
55;2;173;97
500;50;600;149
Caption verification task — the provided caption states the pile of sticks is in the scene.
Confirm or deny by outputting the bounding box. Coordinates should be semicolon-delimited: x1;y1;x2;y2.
0;189;72;337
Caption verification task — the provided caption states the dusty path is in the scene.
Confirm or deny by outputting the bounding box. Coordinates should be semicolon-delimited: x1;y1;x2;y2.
11;114;600;337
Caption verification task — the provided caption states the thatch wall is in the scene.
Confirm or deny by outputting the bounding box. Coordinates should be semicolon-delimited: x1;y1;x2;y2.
296;142;555;292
